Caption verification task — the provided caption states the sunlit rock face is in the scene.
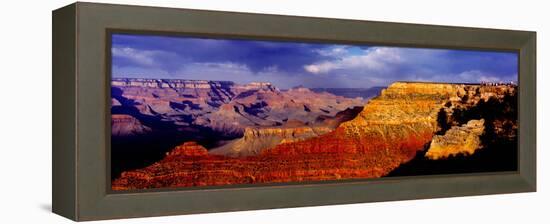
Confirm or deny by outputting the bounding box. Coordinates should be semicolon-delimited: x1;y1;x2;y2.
208;126;334;157
425;119;485;160
208;106;364;157
112;81;517;190
258;82;459;177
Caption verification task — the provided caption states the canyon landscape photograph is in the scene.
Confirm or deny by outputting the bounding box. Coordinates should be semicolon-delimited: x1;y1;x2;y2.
110;34;518;190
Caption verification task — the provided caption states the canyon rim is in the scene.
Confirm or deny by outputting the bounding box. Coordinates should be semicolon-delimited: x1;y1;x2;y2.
110;33;518;190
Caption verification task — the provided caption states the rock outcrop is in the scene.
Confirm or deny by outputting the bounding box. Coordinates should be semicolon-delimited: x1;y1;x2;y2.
165;142;209;157
111;114;151;136
209;126;333;157
425;119;485;160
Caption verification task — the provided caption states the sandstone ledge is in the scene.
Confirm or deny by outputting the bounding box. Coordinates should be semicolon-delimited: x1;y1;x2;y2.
425;119;485;160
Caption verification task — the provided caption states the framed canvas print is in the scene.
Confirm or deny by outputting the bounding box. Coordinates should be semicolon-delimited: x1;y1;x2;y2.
52;2;536;221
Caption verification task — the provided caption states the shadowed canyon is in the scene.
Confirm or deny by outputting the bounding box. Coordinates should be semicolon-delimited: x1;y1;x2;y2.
111;78;517;190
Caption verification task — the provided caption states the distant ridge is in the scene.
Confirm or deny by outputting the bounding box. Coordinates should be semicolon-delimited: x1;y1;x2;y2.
310;87;385;99
395;80;481;85
394;80;517;86
112;77;234;82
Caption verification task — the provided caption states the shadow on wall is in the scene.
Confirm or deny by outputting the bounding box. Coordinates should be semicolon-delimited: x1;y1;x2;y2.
387;94;518;176
110;87;241;180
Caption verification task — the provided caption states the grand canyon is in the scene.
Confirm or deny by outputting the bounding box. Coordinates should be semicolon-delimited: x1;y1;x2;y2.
111;78;517;190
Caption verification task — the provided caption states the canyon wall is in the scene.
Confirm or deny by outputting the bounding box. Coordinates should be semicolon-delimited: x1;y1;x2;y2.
208;126;333;157
387;83;517;176
111;78;366;137
111;78;368;178
112;81;517;190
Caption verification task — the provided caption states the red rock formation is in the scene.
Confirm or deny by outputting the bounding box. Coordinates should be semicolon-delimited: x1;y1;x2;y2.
209;126;333;157
165;142;209;157
111;114;151;136
112;82;514;190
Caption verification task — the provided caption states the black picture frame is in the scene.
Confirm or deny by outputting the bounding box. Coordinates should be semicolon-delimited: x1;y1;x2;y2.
53;2;536;221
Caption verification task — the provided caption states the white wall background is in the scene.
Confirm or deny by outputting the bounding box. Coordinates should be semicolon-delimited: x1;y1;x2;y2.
0;0;547;223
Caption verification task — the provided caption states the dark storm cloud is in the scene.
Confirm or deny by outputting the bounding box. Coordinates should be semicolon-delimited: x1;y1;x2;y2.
112;34;333;74
111;33;518;89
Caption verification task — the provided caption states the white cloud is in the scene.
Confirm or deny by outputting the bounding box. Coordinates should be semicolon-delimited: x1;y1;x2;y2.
112;47;164;66
112;65;170;78
411;70;517;84
304;47;403;74
113;61;251;82
478;76;501;82
192;62;250;71
313;46;348;57
457;70;515;83
173;62;320;89
458;70;483;81
111;43;517;89
175;62;255;82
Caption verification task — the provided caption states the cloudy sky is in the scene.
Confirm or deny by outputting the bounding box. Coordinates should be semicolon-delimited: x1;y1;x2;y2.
111;33;518;89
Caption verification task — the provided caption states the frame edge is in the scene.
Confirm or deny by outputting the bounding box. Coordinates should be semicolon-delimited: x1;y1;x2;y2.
69;2;537;220
518;32;537;191
52;2;78;221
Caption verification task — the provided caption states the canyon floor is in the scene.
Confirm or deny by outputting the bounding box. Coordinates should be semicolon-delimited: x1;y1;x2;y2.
110;79;517;190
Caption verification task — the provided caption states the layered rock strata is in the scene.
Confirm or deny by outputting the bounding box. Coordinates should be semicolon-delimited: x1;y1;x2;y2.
111;78;366;137
425;119;485;160
112;82;516;190
209;126;333;157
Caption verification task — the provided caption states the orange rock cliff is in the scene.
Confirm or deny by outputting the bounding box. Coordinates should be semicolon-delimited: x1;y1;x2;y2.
112;82;516;190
